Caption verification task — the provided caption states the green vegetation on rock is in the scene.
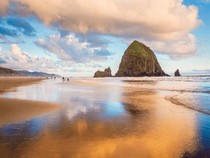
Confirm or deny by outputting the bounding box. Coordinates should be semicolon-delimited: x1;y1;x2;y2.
115;40;168;77
126;40;152;58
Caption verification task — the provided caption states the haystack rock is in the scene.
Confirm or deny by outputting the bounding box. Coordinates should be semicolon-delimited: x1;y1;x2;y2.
115;40;168;77
174;69;181;76
94;67;112;77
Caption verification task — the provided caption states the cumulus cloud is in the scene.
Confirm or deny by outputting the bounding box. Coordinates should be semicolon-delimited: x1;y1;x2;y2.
0;0;201;58
0;44;58;71
6;0;200;57
140;33;197;58
13;0;200;40
35;33;114;62
0;44;103;76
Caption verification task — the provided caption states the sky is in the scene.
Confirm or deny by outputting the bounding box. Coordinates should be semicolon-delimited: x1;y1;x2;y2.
0;0;210;77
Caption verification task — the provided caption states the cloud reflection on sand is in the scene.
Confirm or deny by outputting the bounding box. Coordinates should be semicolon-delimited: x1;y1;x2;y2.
0;78;201;157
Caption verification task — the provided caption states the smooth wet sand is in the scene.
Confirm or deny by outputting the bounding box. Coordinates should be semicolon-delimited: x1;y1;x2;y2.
0;77;60;127
0;77;44;93
0;77;209;157
0;98;59;127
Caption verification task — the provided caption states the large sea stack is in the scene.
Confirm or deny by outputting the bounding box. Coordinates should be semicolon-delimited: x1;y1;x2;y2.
115;40;168;77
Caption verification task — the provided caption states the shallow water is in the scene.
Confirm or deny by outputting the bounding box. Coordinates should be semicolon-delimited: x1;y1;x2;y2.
0;77;210;158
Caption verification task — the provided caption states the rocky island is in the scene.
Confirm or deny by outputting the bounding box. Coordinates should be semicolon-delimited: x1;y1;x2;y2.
115;40;168;77
94;67;112;77
174;69;181;76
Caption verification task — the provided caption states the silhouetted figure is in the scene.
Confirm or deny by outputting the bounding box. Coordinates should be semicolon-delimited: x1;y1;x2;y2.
67;78;69;81
62;77;65;82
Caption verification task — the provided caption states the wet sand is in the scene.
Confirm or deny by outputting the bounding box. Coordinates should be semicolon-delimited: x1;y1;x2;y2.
0;78;60;127
0;77;44;93
0;98;59;127
0;77;210;157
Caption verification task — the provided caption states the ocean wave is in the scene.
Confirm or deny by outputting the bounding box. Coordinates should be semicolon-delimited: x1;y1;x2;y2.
165;96;210;115
164;89;210;94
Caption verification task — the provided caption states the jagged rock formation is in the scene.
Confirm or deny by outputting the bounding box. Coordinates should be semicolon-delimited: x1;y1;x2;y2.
174;69;181;76
115;40;168;77
94;67;112;77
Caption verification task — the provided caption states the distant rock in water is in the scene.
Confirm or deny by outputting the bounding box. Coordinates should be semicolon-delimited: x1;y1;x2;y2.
115;40;168;77
174;69;181;76
94;67;112;77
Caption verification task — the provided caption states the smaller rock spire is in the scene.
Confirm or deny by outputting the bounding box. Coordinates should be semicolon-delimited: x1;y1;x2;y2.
174;69;181;76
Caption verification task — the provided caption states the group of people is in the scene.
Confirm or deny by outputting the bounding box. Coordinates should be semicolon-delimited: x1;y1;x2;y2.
62;77;70;82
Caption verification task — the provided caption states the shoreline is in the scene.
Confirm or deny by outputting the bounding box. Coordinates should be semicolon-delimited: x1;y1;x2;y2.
0;98;60;127
0;77;46;94
0;77;60;127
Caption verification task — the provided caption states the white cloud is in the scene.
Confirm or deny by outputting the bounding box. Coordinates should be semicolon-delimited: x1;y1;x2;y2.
15;0;200;40
0;44;102;76
1;44;59;71
0;46;2;51
9;0;200;57
142;33;197;58
35;33;113;62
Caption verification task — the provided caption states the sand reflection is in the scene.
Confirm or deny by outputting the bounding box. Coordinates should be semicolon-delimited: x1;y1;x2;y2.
0;79;199;158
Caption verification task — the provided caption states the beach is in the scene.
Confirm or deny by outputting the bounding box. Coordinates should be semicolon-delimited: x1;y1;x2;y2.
0;77;210;157
0;77;44;93
0;78;60;127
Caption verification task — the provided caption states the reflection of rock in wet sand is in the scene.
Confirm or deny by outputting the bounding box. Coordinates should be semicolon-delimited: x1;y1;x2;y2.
0;82;199;158
122;79;157;84
3;103;197;158
0;78;200;158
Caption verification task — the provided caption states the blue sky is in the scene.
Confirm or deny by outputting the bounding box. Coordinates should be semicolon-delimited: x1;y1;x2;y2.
0;0;209;76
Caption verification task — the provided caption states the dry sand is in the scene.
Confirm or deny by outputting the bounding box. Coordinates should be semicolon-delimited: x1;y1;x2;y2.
0;77;60;127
